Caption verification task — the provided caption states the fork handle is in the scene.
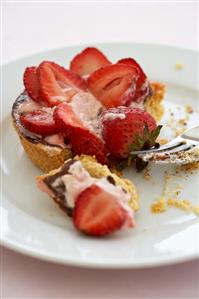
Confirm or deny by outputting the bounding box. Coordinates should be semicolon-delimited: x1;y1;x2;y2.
181;125;199;142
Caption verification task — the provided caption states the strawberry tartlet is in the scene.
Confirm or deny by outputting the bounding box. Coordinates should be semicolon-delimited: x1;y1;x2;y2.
37;155;138;236
12;47;165;172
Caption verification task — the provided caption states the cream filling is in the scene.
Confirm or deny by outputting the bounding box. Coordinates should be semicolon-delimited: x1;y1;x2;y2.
19;92;103;135
69;92;104;136
128;79;150;107
44;134;69;149
52;161;134;220
18;98;42;113
102;112;126;121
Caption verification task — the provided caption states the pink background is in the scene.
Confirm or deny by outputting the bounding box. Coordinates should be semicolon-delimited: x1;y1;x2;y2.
1;2;199;298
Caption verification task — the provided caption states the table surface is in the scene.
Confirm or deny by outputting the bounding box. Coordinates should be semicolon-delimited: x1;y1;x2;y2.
1;2;199;299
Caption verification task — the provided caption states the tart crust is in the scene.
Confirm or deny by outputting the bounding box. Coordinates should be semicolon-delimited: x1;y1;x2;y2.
12;82;165;173
13;121;72;172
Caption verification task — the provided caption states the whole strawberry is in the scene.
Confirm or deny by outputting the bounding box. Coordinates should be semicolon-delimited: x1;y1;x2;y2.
101;107;162;159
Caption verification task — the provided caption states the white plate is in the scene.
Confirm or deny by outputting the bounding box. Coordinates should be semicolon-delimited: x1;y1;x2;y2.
1;43;199;268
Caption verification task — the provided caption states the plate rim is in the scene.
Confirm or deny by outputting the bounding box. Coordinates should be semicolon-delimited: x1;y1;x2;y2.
1;41;197;68
1;238;199;269
1;42;199;268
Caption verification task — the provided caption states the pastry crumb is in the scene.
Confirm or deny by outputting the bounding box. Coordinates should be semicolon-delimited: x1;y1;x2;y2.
150;170;198;216
167;198;190;210
178;118;187;126
185;105;193;114
166;107;189;137
151;198;167;213
167;198;199;215
176;161;199;173
157;138;168;145
194;207;199;215
143;167;151;181
175;63;183;70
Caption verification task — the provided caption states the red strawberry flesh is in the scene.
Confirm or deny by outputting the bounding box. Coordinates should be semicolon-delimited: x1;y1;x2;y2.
37;61;87;107
101;107;158;159
53;102;84;137
53;102;108;163
73;184;127;236
70;47;111;76
87;64;139;108
117;58;150;103
20;109;59;136
23;67;40;102
70;127;108;164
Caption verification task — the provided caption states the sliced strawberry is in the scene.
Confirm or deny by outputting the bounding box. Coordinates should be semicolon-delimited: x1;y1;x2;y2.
53;102;84;137
87;64;139;108
70;47;111;76
71;127;108;164
53;102;108;163
20;109;58;136
117;58;146;78
23;67;40;102
117;58;150;103
73;184;128;236
37;61;87;107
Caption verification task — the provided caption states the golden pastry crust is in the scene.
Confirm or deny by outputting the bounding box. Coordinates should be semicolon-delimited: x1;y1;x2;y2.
13;82;165;172
145;82;165;122
37;155;139;212
13;121;72;172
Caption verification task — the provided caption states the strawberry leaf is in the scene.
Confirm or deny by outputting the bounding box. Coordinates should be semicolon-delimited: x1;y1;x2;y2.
129;124;162;152
150;125;162;145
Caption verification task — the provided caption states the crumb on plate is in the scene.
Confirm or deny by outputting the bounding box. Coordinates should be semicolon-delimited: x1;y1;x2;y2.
157;138;168;145
151;198;167;213
175;63;183;70
150;170;198;216
176;161;199;173
185;105;193;114
178;118;187;126
143;167;151;181
167;198;199;215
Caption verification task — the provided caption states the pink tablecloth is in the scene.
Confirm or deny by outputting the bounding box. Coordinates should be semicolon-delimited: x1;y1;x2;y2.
2;247;199;299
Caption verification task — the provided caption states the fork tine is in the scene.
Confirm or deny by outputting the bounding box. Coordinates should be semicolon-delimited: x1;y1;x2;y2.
160;143;196;154
131;125;199;164
139;144;198;164
130;141;186;155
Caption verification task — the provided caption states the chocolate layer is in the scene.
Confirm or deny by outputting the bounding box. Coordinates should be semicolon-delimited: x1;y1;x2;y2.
43;160;116;217
12;92;67;148
44;159;75;217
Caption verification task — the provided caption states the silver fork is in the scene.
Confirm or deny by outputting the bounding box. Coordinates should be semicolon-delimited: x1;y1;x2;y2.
130;125;199;164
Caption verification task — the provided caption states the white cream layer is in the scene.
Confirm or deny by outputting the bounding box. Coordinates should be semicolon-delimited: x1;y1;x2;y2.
52;161;134;222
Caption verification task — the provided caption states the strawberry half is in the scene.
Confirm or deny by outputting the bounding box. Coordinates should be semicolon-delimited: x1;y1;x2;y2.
70;47;111;76
54;102;108;163
71;127;108;164
37;61;87;107
53;102;83;137
101;107;162;159
23;67;40;102
117;58;150;103
87;64;139;108
73;184;129;236
20;109;59;136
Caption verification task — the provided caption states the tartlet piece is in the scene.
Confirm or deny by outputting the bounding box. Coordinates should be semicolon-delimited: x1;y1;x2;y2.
37;155;139;213
37;155;138;236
